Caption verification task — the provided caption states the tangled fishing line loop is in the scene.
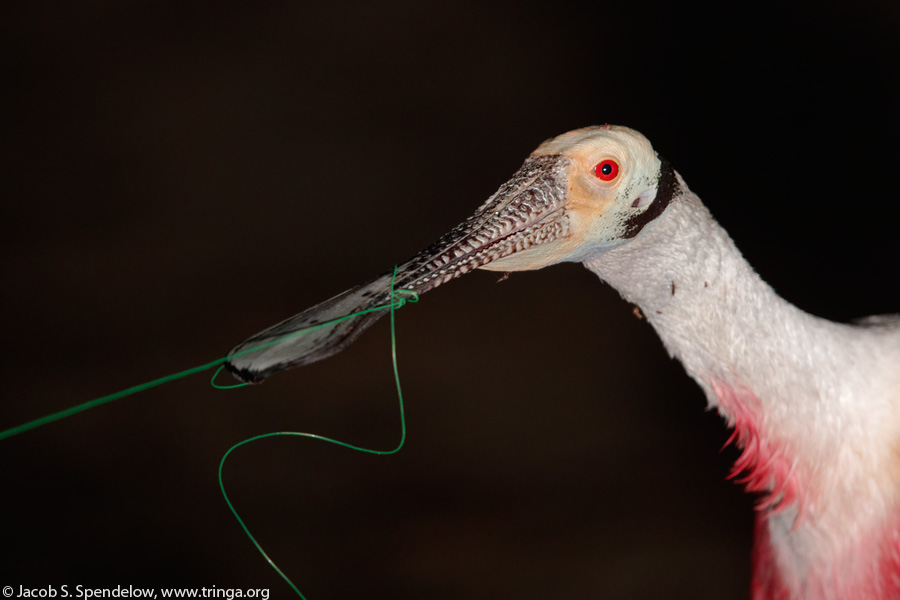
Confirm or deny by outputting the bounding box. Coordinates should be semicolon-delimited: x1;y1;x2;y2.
216;273;417;598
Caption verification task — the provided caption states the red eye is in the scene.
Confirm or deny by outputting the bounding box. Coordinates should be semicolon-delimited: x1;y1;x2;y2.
594;159;619;181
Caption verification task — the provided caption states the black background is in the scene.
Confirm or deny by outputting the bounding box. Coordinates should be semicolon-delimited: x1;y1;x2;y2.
4;2;899;598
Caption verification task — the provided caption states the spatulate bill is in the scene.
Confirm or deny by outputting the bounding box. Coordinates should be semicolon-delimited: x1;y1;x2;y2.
225;154;570;382
225;273;398;382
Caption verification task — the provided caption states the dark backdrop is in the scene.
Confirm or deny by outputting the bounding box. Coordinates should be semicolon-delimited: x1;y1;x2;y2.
4;2;899;599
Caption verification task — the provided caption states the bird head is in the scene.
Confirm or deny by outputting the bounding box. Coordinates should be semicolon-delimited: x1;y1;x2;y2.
477;124;677;274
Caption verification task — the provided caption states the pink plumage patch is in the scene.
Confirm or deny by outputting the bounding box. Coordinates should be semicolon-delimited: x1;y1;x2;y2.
715;381;900;599
713;382;804;512
877;522;900;596
751;515;792;600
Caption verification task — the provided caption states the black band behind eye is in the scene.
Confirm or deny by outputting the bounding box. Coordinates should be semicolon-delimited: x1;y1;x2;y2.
622;156;678;239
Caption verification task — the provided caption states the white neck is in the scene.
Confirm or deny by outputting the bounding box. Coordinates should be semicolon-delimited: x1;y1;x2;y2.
581;173;900;595
585;175;856;405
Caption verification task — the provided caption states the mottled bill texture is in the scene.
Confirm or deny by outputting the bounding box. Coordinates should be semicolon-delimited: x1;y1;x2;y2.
226;154;570;382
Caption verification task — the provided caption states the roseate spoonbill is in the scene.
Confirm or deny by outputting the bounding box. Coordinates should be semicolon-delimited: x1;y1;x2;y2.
226;126;900;599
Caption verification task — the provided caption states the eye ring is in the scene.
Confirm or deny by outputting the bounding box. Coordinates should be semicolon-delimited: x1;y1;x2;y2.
594;159;619;182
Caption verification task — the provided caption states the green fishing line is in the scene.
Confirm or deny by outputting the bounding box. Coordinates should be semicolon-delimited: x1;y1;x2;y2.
0;266;418;598
218;267;413;598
